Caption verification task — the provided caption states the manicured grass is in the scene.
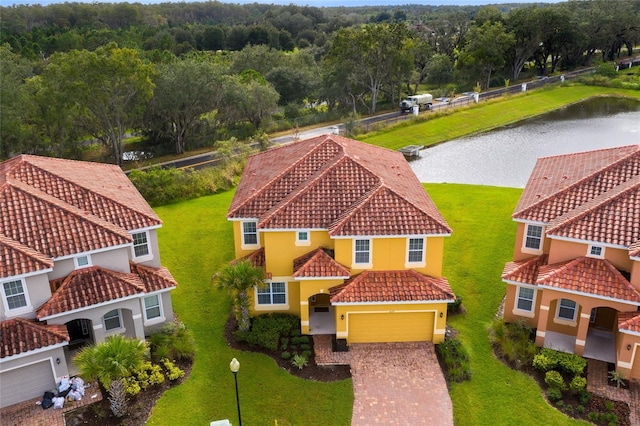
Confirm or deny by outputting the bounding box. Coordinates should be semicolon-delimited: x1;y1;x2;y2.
425;184;588;425
360;85;640;151
148;191;353;425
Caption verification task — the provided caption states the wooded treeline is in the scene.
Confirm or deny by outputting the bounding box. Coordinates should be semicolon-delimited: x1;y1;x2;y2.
1;0;639;164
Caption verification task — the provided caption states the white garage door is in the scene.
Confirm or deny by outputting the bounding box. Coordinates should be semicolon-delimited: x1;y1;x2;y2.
0;360;56;408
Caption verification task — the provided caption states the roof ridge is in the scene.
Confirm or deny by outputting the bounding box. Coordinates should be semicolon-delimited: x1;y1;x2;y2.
228;137;342;218
0;233;54;269
13;159;161;227
12;317;70;342
547;174;640;239
328;185;383;235
10;179;132;242
514;147;640;220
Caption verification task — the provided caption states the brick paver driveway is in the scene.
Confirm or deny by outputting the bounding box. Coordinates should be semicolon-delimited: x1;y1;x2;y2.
349;342;453;425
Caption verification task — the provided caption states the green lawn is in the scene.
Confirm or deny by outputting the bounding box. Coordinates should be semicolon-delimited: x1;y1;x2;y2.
360;85;640;151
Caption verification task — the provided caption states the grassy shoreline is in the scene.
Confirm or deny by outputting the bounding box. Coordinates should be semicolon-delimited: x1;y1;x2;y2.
359;85;640;151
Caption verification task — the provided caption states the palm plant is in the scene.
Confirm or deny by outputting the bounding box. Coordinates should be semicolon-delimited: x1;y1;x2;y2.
74;334;147;390
214;260;266;331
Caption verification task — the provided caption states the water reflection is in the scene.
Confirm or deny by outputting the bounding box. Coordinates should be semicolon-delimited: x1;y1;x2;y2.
410;98;640;188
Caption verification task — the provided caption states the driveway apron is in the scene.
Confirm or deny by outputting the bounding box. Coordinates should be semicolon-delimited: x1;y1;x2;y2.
349;342;453;425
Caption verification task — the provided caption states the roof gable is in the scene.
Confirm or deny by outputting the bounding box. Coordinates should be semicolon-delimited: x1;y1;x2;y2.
0;318;69;358
502;255;547;284
292;248;350;279
330;269;454;303
37;266;145;318
537;256;640;303
514;145;640;223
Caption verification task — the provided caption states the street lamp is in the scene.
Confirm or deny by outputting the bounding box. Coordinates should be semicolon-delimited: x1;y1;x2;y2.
229;358;242;426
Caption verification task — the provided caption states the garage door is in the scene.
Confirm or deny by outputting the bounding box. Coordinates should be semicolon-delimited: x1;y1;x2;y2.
348;311;434;343
0;360;56;408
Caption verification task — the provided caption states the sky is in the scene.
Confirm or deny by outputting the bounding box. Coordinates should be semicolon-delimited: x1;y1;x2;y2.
2;0;564;7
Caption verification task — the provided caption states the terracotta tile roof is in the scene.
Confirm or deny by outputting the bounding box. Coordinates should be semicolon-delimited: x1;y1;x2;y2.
231;248;265;269
292;248;350;279
502;255;547;284
536;257;640;303
618;312;640;333
0;234;53;279
513;145;640;223
228;135;451;236
630;241;640;258
0;317;69;358
0;181;132;258
546;175;640;248
6;155;160;229
330;270;454;303
37;266;145;318
129;261;178;293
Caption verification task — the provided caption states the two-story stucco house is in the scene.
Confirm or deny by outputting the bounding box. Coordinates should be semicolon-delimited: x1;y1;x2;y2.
227;134;454;345
502;145;640;379
0;155;177;408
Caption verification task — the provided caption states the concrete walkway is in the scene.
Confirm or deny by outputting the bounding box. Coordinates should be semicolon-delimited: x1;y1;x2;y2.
349;342;453;426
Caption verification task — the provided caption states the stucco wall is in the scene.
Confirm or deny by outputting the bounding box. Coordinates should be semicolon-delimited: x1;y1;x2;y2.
1;273;51;321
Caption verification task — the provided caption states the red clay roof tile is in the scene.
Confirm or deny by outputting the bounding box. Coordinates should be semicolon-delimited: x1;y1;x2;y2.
0;317;69;358
502;255;547;284
229;135;451;236
0;234;53;279
129;261;178;293
330;270;454;303
536;257;640;303
293;248;350;279
618;312;640;333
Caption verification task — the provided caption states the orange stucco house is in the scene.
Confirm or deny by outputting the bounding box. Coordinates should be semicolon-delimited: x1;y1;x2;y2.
502;145;640;379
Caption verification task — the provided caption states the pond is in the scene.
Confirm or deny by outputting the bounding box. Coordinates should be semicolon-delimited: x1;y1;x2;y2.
409;97;640;188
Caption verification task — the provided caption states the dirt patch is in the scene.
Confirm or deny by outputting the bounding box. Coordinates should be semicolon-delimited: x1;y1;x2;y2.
63;359;192;426
224;313;352;382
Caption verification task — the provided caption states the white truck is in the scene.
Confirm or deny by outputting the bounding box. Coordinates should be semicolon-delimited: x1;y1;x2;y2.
400;93;433;113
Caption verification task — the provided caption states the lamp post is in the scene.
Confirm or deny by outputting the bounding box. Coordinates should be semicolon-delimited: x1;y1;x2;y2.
229;358;242;426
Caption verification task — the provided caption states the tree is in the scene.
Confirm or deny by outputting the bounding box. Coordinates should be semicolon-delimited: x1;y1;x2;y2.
38;43;155;165
218;71;280;130
458;21;515;89
145;57;224;154
74;334;146;390
505;6;542;81
0;44;32;160
324;22;413;113
214;260;266;332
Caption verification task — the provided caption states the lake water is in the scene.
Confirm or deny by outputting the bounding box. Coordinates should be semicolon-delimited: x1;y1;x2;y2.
409;98;640;188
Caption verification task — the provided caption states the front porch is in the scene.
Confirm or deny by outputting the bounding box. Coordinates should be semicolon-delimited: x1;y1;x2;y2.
308;305;336;335
543;329;615;363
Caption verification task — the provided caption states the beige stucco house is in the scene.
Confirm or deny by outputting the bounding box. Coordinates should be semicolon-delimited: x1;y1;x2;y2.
0;155;177;408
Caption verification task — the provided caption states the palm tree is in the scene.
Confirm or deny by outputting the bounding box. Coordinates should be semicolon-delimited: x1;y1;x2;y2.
74;334;146;390
214;260;266;332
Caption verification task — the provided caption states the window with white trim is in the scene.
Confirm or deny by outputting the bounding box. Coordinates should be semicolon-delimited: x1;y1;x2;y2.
557;299;577;321
242;222;258;245
297;231;308;242
2;279;28;310
103;309;122;331
257;282;286;305
75;255;91;269
588;245;604;258
354;239;370;264
144;294;162;320
132;231;150;258
516;287;535;312
524;224;543;250
407;238;425;263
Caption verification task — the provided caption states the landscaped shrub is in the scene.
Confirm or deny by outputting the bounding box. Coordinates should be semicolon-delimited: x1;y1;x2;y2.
239;313;302;352
488;319;537;366
148;321;196;362
436;337;471;383
532;348;586;376
281;351;291;360
546;386;563;403
569;376;587;393
280;337;289;350
447;295;463;314
544;370;566;390
162;358;185;381
291;354;308;370
608;370;627;388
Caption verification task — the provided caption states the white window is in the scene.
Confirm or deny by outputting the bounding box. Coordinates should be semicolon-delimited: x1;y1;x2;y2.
257;282;286;305
354;239;370;264
588;245;604;258
144;294;162;320
557;299;577;321
407;238;425;263
132;231;151;258
242;222;258;246
103;309;122;331
74;255;92;269
516;287;535;312
524;224;543;251
2;279;28;310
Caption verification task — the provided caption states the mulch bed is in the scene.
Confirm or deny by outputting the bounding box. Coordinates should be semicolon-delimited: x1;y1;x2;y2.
224;313;352;382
